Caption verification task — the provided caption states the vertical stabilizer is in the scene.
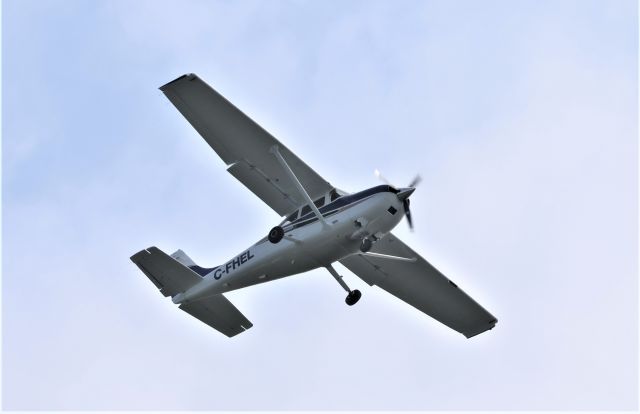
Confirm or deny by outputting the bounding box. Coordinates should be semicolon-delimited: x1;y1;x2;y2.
171;249;197;267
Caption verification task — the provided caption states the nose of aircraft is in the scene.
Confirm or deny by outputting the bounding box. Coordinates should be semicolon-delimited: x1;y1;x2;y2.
397;187;416;201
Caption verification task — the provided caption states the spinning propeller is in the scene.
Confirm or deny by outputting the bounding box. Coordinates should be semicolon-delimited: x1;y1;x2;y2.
374;169;421;231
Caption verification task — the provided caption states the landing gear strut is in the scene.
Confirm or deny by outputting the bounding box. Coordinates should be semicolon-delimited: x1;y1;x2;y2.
326;264;361;306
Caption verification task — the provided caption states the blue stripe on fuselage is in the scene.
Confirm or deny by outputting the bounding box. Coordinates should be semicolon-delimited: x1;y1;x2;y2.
284;185;397;231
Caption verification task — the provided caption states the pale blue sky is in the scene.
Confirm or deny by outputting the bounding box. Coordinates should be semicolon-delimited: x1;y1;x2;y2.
3;0;638;410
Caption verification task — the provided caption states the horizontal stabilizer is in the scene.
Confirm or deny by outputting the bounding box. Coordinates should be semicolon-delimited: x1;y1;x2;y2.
179;295;253;337
131;247;201;297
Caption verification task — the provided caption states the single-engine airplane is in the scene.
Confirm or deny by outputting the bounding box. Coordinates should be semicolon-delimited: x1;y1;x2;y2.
131;73;497;338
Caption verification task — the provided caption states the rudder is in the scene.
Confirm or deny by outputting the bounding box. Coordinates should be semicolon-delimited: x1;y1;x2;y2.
170;249;218;277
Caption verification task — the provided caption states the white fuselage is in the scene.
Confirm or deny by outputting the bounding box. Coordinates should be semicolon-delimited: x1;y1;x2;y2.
179;190;405;303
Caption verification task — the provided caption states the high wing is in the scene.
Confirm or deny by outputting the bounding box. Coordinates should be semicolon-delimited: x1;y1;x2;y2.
340;234;497;338
160;73;333;216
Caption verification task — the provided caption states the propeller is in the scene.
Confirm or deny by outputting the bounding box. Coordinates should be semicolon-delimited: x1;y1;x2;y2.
404;199;413;230
374;169;421;231
374;169;393;186
408;175;422;188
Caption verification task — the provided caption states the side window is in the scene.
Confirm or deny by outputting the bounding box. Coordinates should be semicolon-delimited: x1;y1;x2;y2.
287;211;298;222
314;196;325;208
301;205;311;216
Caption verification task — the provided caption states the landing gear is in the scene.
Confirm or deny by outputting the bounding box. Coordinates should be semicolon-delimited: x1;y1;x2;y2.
326;264;362;306
345;289;362;306
268;226;284;243
360;238;372;252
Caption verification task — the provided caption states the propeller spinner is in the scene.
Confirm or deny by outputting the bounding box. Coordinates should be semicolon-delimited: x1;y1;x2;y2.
375;170;421;231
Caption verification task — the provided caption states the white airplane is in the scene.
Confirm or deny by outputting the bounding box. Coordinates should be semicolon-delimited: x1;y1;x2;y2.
131;73;497;339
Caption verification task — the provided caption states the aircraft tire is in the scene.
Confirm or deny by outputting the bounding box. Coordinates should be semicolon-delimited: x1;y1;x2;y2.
268;226;285;243
360;238;372;252
345;289;362;306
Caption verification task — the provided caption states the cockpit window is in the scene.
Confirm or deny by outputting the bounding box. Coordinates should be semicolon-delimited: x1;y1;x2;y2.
330;189;340;201
287;211;298;222
298;197;325;216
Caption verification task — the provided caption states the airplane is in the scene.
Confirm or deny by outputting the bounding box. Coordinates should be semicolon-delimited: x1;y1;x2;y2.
131;73;498;339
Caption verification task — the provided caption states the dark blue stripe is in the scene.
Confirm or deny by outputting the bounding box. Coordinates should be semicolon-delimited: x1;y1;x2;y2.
189;265;218;277
286;185;396;230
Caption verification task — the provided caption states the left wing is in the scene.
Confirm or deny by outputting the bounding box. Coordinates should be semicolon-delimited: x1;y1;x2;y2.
160;74;333;216
340;234;497;338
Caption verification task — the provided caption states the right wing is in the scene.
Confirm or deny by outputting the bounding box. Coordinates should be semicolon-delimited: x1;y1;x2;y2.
340;234;497;338
160;74;333;216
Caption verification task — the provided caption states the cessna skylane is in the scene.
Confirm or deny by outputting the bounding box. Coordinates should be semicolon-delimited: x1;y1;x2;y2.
131;73;497;338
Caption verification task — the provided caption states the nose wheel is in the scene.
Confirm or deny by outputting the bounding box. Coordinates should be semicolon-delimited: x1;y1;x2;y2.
360;238;373;252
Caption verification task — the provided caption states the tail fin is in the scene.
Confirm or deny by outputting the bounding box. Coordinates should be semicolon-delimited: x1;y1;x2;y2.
170;249;197;267
170;249;218;277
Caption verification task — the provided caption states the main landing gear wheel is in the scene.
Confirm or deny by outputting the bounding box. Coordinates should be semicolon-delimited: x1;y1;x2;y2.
268;226;284;243
325;264;362;306
345;289;362;306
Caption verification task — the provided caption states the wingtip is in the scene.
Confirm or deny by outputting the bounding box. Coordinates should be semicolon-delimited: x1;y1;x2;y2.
463;318;498;339
130;246;157;262
159;73;197;91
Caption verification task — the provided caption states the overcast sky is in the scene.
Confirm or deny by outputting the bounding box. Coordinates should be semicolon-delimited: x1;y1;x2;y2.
3;0;638;410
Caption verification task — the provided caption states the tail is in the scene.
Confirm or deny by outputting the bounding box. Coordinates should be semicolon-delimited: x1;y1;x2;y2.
131;247;201;297
130;247;252;337
170;249;218;277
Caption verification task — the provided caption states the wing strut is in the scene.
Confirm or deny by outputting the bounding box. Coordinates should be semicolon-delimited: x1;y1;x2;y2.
358;251;417;262
270;145;327;225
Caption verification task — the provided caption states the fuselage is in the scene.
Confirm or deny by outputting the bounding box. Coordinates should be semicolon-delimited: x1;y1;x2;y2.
178;185;406;303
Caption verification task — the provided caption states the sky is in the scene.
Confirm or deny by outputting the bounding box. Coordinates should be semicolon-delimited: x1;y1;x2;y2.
2;0;638;410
